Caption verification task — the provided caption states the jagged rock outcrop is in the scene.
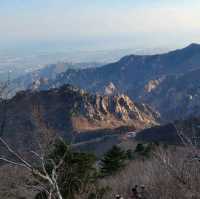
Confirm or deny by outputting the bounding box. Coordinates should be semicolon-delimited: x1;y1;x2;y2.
104;82;118;95
78;93;159;129
144;78;164;93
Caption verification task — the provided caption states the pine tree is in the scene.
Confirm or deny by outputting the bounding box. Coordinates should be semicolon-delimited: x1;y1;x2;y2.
35;138;97;199
100;145;127;176
135;143;145;153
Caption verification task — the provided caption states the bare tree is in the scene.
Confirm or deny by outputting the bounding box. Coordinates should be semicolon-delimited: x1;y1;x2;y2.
0;135;70;199
151;123;200;198
0;83;65;199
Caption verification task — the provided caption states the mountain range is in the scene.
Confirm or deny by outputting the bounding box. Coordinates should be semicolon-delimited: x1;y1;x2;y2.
11;62;102;95
3;43;200;154
13;43;200;122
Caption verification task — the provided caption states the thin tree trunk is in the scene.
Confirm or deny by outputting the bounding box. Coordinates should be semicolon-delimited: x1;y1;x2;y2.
48;190;52;199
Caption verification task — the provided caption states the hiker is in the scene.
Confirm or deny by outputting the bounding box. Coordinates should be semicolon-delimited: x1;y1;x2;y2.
129;185;139;199
115;194;124;199
140;185;147;199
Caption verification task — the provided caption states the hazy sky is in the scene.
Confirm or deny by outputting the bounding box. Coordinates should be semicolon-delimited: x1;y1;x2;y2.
0;0;200;52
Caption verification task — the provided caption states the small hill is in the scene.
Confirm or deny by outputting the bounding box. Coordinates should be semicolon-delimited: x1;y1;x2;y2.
136;117;200;145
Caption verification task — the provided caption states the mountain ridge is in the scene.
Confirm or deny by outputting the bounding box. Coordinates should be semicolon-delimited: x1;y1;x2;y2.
0;84;158;153
9;43;200;122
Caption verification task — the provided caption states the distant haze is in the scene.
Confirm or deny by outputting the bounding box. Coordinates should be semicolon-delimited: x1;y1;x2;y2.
0;0;200;53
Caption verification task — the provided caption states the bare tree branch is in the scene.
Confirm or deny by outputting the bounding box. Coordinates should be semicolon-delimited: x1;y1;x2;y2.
0;157;30;169
0;137;32;169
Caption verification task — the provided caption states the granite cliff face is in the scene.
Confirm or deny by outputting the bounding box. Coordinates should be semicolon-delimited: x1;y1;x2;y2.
104;82;118;95
73;93;159;132
144;78;164;93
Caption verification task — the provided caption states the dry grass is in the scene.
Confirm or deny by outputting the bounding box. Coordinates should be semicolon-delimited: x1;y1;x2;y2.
0;165;36;199
100;146;200;199
71;115;127;132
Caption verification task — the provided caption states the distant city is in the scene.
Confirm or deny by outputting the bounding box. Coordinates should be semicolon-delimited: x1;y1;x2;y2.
0;46;170;81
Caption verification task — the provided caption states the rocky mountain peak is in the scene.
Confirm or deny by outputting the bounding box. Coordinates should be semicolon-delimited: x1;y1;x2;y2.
144;77;165;93
104;82;118;96
76;91;159;131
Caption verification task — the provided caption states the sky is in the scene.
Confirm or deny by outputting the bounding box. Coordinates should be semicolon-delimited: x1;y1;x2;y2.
0;0;200;52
